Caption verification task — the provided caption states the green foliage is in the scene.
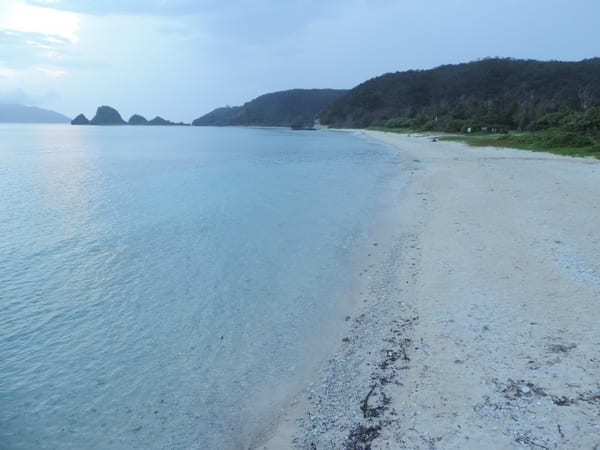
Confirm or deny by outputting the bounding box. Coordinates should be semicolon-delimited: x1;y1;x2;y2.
346;58;600;158
440;130;600;159
560;107;600;135
517;129;595;148
320;58;600;130
527;111;570;131
382;117;414;128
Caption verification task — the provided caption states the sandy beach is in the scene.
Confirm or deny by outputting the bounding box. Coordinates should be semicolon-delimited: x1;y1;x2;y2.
261;131;600;449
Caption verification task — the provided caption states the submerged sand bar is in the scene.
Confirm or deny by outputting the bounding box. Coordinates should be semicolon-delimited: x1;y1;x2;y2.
263;131;600;449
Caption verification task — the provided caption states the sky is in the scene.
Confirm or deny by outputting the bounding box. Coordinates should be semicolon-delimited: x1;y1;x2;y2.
0;0;598;122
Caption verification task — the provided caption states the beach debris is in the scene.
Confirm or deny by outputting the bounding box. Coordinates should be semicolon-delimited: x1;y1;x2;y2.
515;434;549;449
579;392;600;404
493;378;548;401
552;396;575;406
547;343;576;353
360;385;390;419
292;236;423;449
550;391;600;407
345;424;381;450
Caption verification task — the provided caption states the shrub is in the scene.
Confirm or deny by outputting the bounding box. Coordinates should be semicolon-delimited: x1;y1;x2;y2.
527;111;570;131
445;119;465;132
384;116;413;128
561;107;600;134
538;130;594;148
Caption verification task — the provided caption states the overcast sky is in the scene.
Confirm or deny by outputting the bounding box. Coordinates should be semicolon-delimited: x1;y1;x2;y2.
0;0;598;121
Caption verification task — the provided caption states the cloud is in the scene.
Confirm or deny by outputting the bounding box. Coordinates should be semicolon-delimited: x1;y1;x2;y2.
24;0;222;15
22;0;344;43
0;64;19;79
0;87;59;105
35;66;67;78
1;1;80;42
0;30;72;69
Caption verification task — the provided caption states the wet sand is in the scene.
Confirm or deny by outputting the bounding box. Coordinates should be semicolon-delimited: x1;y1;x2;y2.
261;131;600;449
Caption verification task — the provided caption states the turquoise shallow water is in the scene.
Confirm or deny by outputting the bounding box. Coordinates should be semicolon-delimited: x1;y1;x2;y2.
0;125;399;449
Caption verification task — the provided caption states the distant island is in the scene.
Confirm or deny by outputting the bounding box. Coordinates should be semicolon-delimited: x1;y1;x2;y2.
72;105;189;126
71;113;90;125
192;89;347;128
0;104;70;123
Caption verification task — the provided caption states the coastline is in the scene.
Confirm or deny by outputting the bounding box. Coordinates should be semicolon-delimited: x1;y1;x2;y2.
261;131;600;448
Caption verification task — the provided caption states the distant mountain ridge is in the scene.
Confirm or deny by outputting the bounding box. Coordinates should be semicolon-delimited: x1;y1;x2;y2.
0;104;69;123
192;89;348;127
72;106;189;126
320;58;600;130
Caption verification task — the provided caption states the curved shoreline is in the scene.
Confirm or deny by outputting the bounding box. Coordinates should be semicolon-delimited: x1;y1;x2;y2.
261;131;600;449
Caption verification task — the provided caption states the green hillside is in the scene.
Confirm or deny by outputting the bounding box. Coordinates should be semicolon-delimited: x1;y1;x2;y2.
192;89;347;127
320;58;600;132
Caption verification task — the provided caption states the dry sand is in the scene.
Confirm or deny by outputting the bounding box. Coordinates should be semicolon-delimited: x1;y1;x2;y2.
261;131;600;449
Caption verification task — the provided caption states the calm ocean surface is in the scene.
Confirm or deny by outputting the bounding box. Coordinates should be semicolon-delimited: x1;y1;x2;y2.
0;124;400;449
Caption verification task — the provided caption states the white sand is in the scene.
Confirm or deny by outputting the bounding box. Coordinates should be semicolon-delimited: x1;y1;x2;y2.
261;131;600;449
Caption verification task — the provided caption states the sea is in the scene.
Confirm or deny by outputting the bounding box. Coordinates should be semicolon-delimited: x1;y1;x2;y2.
0;124;401;449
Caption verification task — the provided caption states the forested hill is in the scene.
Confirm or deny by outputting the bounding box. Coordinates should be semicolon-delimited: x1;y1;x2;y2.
319;58;600;130
192;89;347;127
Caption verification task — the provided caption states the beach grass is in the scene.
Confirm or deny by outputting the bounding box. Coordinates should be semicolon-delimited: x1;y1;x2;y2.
440;131;600;159
369;126;600;159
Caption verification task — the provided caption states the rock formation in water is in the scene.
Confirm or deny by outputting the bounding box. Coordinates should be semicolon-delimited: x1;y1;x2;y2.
71;113;90;125
71;106;189;126
90;105;126;125
148;116;173;126
128;114;148;125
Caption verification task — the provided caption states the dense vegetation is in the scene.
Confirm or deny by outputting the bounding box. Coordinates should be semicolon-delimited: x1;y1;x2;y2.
439;128;600;159
192;89;347;127
320;58;600;132
374;106;600;153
